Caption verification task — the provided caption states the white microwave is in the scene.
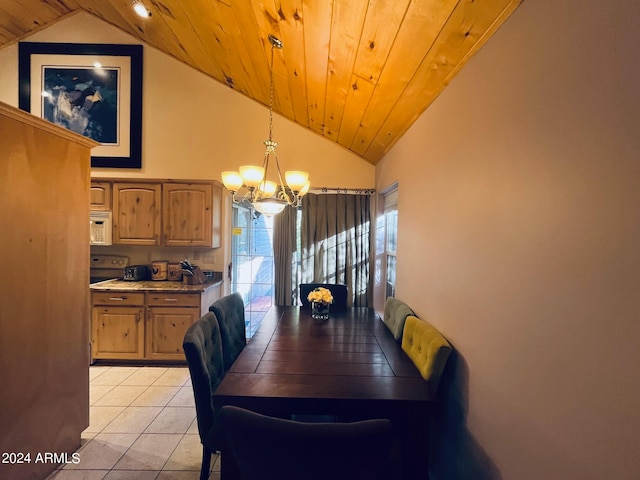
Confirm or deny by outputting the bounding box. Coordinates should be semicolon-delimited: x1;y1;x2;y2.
90;211;113;245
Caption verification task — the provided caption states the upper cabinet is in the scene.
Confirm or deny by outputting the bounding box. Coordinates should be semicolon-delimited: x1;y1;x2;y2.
163;182;221;247
90;182;112;210
95;179;222;247
113;182;162;245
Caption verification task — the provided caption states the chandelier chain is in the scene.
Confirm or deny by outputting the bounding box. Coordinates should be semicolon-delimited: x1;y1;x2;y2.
268;39;275;143
220;34;309;216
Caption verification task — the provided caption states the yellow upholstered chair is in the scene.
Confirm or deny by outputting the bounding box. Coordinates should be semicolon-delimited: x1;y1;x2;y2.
401;315;452;396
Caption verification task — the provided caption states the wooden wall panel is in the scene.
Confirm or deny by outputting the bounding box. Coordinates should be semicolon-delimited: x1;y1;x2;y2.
351;0;459;156
365;0;523;160
301;0;332;134
0;0;524;164
0;101;95;480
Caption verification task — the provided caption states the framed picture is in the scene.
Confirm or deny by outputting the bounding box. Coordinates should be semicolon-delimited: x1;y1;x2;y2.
18;42;143;169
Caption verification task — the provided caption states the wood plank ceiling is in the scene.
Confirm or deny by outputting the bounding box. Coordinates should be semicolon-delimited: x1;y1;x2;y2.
0;0;523;164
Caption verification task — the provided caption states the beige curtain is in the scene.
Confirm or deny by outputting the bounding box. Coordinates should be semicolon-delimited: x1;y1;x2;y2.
273;205;297;305
300;193;372;307
273;193;372;307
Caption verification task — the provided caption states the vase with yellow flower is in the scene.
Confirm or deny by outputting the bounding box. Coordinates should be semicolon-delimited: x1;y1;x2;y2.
307;287;333;320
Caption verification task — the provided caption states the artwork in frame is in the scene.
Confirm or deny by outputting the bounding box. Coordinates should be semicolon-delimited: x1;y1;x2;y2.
18;42;143;169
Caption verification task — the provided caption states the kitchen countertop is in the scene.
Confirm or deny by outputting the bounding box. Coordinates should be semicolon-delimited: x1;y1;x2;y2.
90;278;223;293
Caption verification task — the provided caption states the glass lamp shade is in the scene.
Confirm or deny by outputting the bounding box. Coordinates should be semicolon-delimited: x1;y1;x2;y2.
239;165;265;188
252;198;286;216
259;180;278;197
299;180;311;197
221;171;244;192
285;171;309;192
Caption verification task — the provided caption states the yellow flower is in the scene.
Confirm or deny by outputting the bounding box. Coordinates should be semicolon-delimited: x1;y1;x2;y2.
307;287;333;304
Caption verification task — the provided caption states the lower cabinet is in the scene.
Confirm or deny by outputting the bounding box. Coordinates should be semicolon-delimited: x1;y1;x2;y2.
91;287;220;362
146;307;199;360
146;293;201;361
92;293;145;360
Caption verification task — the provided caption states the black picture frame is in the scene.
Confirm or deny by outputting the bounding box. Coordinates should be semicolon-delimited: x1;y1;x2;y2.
18;42;143;169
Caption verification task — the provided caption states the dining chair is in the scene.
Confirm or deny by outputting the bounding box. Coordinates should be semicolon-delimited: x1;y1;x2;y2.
209;292;247;371
401;315;452;396
299;283;348;311
183;312;225;480
217;405;393;480
383;297;415;342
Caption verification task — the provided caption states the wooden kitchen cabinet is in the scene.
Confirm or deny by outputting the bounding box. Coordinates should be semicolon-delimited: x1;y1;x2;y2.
146;292;201;360
91;283;222;363
90;181;112;210
100;179;222;246
163;182;220;247
112;182;162;245
147;306;200;360
91;293;146;360
1;102;96;480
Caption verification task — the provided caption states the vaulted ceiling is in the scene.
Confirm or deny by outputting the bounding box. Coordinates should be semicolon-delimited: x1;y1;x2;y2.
0;0;522;164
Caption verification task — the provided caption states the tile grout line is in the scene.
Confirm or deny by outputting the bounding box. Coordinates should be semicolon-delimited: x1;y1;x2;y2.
99;367;193;475
49;366;203;479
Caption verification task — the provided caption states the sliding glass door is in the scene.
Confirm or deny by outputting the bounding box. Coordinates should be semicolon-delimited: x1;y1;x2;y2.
231;205;275;336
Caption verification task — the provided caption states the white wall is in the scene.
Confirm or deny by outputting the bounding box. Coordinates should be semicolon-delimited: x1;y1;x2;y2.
377;1;640;479
0;12;373;185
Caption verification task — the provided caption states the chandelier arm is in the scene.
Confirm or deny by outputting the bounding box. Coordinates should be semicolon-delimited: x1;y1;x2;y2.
273;151;295;205
255;149;270;203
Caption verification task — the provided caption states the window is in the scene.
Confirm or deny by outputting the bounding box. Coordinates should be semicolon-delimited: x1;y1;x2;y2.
231;205;275;336
383;189;398;298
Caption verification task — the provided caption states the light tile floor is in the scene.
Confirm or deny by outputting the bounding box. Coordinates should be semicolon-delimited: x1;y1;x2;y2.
46;365;220;480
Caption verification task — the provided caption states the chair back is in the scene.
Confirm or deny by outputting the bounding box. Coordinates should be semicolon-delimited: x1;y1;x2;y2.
183;312;225;448
209;292;247;371
401;315;452;396
218;405;392;480
299;283;348;310
383;297;415;342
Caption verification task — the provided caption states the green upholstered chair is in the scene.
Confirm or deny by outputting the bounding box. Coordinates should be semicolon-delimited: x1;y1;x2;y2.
383;297;415;342
183;312;225;480
209;292;247;372
401;315;452;396
218;405;393;480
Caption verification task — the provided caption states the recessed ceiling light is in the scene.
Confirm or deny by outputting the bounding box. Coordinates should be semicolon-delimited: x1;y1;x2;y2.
133;3;152;18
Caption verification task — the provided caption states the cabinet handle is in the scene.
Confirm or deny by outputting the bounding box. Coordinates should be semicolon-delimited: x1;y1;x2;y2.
163;298;179;302
109;297;126;301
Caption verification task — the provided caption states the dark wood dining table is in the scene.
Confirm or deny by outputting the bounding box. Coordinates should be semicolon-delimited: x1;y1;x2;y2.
212;306;436;479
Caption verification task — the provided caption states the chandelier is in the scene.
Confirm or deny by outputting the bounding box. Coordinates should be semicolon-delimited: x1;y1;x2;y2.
221;34;310;216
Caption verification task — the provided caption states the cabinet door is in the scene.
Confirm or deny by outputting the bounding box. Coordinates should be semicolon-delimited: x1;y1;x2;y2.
163;183;214;247
90;182;112;210
113;183;161;245
92;306;145;360
147;306;199;360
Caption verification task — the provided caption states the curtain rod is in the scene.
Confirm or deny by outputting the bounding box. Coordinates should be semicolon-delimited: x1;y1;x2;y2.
308;187;376;195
